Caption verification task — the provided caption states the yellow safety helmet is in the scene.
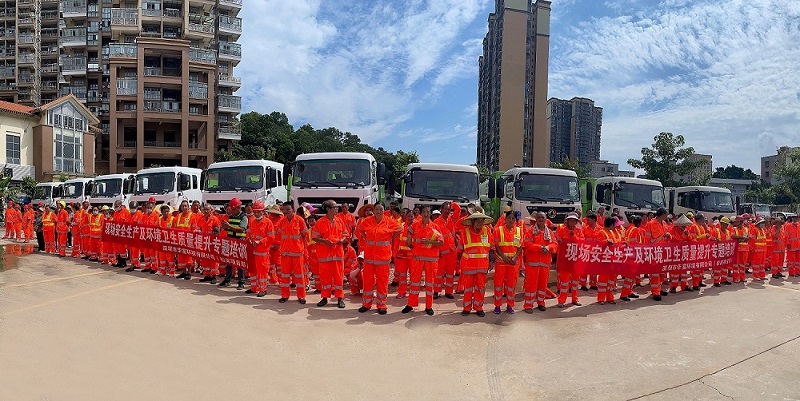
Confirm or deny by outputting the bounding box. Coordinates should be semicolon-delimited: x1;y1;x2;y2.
101;205;110;211
59;200;67;208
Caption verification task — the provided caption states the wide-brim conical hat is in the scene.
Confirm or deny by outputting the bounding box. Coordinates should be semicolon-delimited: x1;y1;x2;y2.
673;214;693;227
461;212;494;226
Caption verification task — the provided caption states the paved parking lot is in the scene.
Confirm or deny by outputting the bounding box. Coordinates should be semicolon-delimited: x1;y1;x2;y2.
2;243;800;400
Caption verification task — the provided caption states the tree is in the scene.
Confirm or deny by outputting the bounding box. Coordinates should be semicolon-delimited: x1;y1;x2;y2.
712;165;758;180
550;157;589;180
472;164;491;183
392;151;420;174
19;176;37;198
627;132;708;187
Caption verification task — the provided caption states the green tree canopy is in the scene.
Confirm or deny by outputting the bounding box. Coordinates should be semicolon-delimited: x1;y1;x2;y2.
712;165;758;180
627;132;708;187
550;157;589;180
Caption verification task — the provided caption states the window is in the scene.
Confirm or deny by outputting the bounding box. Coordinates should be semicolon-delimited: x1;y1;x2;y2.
6;134;20;164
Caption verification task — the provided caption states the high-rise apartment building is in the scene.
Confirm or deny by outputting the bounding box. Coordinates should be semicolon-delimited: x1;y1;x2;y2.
547;96;602;168
762;145;799;185
0;0;242;174
673;153;712;184
477;0;551;172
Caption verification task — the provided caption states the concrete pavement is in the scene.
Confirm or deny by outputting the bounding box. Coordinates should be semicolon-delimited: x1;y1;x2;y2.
2;244;800;400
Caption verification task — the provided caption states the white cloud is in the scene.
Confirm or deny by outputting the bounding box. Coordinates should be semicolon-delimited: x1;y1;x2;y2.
549;0;800;171
238;0;487;144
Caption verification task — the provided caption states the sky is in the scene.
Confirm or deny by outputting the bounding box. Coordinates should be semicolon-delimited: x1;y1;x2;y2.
237;0;800;174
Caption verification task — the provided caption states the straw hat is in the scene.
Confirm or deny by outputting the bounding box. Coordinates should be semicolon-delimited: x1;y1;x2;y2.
357;204;375;218
673;214;693;227
266;205;283;215
157;204;174;214
565;213;580;221
755;218;766;225
460;212;494;226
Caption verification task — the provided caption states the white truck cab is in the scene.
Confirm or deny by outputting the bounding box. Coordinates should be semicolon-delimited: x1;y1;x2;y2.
583;176;666;219
290;152;385;213
401;163;479;212
667;185;736;219
202;159;288;209
31;182;64;207
130;166;203;207
60;178;94;205
486;167;581;223
90;173;136;208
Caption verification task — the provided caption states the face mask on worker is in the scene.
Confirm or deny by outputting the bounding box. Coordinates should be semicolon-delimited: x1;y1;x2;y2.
92;211;98;215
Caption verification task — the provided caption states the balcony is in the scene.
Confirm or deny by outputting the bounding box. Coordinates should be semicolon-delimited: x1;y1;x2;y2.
189;82;208;99
19;35;34;45
42;10;60;21
217;94;241;113
143;141;181;148
0;83;16;91
0;67;14;77
218;42;241;61
163;8;182;18
218;15;242;34
217;73;241;88
109;43;137;58
188;23;213;34
111;8;139;27
60;28;87;46
218;0;242;10
19;53;34;64
18;13;35;25
60;87;87;101
116;78;137;95
144;100;181;113
141;8;161;17
42;63;59;73
189;47;215;64
61;0;88;16
61;55;87;75
218;121;241;141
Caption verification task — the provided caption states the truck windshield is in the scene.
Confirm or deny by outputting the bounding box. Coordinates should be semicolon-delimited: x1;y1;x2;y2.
405;170;479;201
293;159;370;187
93;179;122;197
206;166;263;191
515;174;579;202
615;183;665;209
33;185;52;199
702;192;735;213
135;172;175;195
754;204;770;215
62;182;83;198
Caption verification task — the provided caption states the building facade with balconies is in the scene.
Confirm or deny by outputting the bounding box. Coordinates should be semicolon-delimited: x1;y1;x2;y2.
0;0;242;174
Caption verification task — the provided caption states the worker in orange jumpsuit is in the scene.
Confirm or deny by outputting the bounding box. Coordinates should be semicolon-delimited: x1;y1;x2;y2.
579;213;600;290
3;201;11;239
595;217;622;304
786;215;800;277
11;202;22;240
110;200;131;267
276;202;308;303
197;203;222;283
357;203;401;314
87;206;103;261
771;217;787;279
100;206;115;264
394;212;414;299
246;201;275;297
730;216;750;283
23;204;34;243
493;210;523;314
173;200;194;279
41;204;57;253
620;215;646;301
313;200;348;308
405;205;444;316
750;218;768;281
644;208;672;300
687;213;712;290
79;201;91;258
55;201;70;257
710;217;732;286
70;203;84;258
668;215;693;293
140;199;159;273
454;203;474;294
157;204;175;275
555;213;584;307
434;201;461;299
125;202;144;271
266;205;284;285
305;213;320;292
348;250;363;295
338;202;356;245
522;211;558;312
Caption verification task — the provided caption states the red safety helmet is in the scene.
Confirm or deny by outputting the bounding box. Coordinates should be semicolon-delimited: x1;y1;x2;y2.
148;196;157;203
229;198;242;208
252;200;265;211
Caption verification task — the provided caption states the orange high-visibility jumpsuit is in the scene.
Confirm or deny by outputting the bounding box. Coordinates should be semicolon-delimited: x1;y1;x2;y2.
11;206;22;239
157;215;174;275
687;223;711;287
102;214;115;264
197;213;221;277
493;224;523;310
268;213;283;284
771;224;787;275
128;209;145;267
596;228;621;303
751;226;768;279
55;209;70;256
112;207;131;264
645;218;670;296
80;207;91;257
406;219;442;310
173;211;193;273
23;208;34;243
522;226;558;309
70;208;84;257
277;214;308;300
248;216;275;294
338;210;356;244
556;224;584;304
784;222;800;276
144;210;160;271
345;245;361;294
732;226;750;282
88;213;103;260
579;223;599;289
358;215;400;310
668;225;691;291
460;225;491;313
394;222;412;297
42;210;56;253
711;225;732;284
434;213;459;296
313;216;346;299
305;227;319;291
621;224;646;297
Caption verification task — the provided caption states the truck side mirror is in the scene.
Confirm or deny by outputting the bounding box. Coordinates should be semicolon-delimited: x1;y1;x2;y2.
585;182;593;201
282;164;291;186
386;171;397;195
377;163;386;185
200;171;207;190
735;196;740;211
488;178;496;199
267;168;278;188
495;178;505;198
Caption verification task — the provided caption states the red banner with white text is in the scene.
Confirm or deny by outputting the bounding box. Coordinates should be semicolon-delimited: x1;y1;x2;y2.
556;239;737;276
102;221;253;270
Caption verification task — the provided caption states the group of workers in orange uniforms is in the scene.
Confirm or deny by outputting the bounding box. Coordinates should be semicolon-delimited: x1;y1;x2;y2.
3;201;35;242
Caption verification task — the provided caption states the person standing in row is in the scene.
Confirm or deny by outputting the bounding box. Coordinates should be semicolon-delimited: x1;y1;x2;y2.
403;205;442;316
434;201;460;299
493;210;523;314
710;217;733;286
198;203;222;284
112;200;131;267
156;205;175;275
313;200;347;308
459;211;494;317
23;203;34;244
126;202;144;271
596;217;621;304
771;217;787;279
358;203;401;314
555;213;584;307
70;204;84;258
276;202;308;303
523;212;558;312
219;198;248;289
247;201;275;297
87;206;103;261
645;208;671;301
55;201;70;257
173;201;193;279
142;199;161;274
393;211;414;299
